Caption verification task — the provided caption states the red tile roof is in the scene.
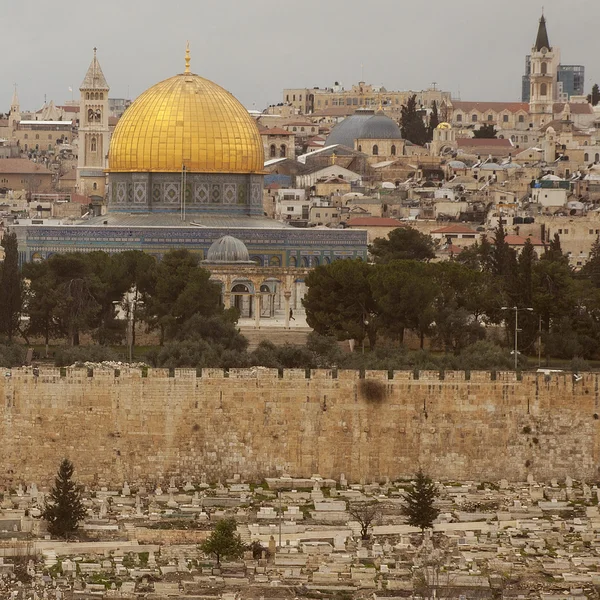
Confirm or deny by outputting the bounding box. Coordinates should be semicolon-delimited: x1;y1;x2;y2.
431;224;478;234
347;217;405;227
505;234;545;246
457;138;513;148
261;127;294;136
453;101;529;114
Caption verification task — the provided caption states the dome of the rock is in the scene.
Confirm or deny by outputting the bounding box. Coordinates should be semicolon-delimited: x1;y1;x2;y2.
109;74;263;174
106;48;265;216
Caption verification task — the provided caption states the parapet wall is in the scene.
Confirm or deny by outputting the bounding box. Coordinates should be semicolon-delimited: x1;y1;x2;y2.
1;367;597;487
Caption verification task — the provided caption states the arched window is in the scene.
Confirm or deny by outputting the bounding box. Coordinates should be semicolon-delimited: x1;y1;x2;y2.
540;83;548;96
280;144;286;158
289;256;297;268
91;137;97;152
358;145;362;152
541;62;547;75
596;153;600;163
372;144;379;156
99;93;104;100
584;153;589;162
86;93;89;100
35;134;39;140
391;144;396;156
93;182;98;190
270;144;276;158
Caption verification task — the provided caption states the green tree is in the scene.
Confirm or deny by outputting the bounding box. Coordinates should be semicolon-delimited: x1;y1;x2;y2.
580;235;600;288
370;227;436;263
400;95;429;146
113;250;157;350
401;470;440;532
427;101;440;141
199;518;246;567
23;261;61;354
371;261;438;348
42;459;87;539
143;250;222;343
0;232;23;342
587;83;600;106
303;259;378;348
473;124;497;138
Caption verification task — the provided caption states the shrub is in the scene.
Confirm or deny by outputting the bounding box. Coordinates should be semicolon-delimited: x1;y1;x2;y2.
54;346;119;367
0;343;26;368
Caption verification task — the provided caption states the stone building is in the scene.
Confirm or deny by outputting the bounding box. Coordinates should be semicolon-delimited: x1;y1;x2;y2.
14;46;367;267
77;48;111;197
260;127;296;160
0;159;53;193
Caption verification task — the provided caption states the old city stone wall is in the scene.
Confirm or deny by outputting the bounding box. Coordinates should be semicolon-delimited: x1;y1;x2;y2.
1;367;598;487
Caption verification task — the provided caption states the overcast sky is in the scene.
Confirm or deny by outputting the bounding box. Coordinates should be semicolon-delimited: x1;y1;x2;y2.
2;0;599;113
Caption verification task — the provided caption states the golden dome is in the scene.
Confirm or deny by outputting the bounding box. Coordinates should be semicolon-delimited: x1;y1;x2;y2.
436;122;452;130
108;68;264;174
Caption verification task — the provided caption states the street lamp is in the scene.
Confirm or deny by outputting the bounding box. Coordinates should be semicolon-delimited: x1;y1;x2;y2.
501;306;534;371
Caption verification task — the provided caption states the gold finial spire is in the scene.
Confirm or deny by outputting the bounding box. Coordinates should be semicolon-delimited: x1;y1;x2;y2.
185;41;191;74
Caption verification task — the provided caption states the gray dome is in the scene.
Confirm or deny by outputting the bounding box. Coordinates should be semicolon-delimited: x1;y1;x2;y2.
358;112;403;140
325;109;377;148
205;235;252;264
325;109;403;148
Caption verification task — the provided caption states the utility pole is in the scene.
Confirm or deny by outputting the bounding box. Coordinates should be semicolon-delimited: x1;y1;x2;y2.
501;306;534;370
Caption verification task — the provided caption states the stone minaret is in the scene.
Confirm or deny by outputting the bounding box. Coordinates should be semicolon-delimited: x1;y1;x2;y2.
77;48;110;198
529;14;561;128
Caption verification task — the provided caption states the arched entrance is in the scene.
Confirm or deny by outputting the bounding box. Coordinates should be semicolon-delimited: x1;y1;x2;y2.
231;282;254;318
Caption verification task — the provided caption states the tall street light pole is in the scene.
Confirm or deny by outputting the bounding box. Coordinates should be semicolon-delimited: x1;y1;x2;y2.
501;306;534;371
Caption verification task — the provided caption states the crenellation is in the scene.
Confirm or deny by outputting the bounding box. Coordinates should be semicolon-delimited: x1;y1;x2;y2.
173;368;196;379
417;370;442;381
310;369;334;379
392;370;414;381
443;371;466;381
363;370;388;380
468;371;491;382
283;368;309;380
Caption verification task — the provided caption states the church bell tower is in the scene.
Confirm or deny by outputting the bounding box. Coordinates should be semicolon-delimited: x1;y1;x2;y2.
529;14;560;128
77;48;110;198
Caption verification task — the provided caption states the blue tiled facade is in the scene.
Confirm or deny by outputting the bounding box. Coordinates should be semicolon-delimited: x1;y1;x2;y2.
17;224;368;267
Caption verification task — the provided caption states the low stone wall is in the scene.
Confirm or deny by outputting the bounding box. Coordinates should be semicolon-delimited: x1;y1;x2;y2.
0;367;597;486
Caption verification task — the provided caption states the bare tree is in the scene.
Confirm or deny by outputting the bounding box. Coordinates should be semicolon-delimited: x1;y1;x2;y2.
347;501;381;540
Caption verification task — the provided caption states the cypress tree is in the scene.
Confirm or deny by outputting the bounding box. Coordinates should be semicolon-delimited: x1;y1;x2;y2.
42;459;87;539
401;95;429;146
0;231;23;341
401;470;440;532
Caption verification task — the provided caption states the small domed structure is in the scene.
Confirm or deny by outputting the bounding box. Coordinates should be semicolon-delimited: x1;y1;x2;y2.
436;122;452;130
205;235;255;264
